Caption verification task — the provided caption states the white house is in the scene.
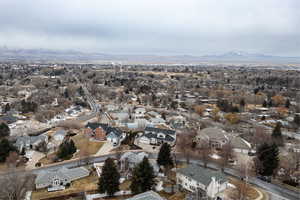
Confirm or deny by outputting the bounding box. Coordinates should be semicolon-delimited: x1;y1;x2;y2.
135;107;146;118
176;164;228;199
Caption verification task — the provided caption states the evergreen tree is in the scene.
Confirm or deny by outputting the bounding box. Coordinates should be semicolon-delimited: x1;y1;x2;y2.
239;99;246;108
4;103;10;113
262;100;267;108
0;122;10;138
130;157;155;194
0;138;17;162
267;99;273;107
157;143;173;168
57;139;77;159
293;115;300;127
272;122;282;138
285;99;291;108
98;158;120;196
256;143;279;176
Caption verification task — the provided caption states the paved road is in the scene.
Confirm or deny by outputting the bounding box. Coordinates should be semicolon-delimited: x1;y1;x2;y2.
74;76;100;121
28;152;300;200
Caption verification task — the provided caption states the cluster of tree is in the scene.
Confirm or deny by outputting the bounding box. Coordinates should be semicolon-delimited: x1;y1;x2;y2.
225;113;240;124
130;157;156;194
217;99;239;113
0;122;10;138
56;138;77;160
0;169;35;200
98;157;156;196
0;123;17;163
157;143;174;170
254;143;279;177
98;158;120;196
20;99;38;113
293;114;300;127
0;138;17;163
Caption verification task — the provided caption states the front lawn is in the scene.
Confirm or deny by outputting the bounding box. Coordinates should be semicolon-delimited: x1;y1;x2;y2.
31;173;98;200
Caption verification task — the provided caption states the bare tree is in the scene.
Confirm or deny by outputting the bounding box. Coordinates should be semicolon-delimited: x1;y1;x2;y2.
219;142;235;171
233;162;250;200
0;169;35;200
280;151;300;181
251;126;270;148
5;152;19;168
196;139;211;168
176;130;196;164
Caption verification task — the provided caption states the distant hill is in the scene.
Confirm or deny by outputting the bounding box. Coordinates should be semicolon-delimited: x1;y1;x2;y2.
0;47;299;64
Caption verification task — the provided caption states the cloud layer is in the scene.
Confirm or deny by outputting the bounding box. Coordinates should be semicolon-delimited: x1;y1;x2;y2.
0;0;299;56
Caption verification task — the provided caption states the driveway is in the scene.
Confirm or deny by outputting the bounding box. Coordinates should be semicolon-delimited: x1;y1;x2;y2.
25;150;45;170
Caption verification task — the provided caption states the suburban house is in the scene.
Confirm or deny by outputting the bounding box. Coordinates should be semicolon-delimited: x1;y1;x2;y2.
53;129;66;142
149;117;166;126
85;122;126;146
196;127;229;149
120;152;159;174
138;127;176;146
168;115;186;129
135;107;146;118
15;134;48;152
126;191;165;200
35;167;90;191
176;164;228;199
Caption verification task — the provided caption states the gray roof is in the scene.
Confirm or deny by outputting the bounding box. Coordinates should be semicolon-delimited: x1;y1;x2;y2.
197;128;228;141
229;136;251;150
177;164;227;186
15;134;47;149
35;167;89;187
121;152;148;164
126;191;165;200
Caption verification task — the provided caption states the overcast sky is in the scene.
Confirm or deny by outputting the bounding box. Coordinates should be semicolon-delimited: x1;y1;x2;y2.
0;0;299;56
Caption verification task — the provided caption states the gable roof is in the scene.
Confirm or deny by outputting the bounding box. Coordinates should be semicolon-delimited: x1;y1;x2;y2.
35;167;89;187
177;164;227;186
229;136;251;150
121;152;148;164
15;134;47;149
85;122;122;137
126;191;165;200
197;127;228;141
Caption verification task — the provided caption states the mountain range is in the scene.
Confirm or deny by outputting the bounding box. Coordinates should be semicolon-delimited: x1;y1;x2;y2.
0;47;299;64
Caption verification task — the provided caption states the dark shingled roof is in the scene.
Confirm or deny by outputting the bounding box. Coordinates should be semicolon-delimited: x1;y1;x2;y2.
145;127;175;135
85;122;122;137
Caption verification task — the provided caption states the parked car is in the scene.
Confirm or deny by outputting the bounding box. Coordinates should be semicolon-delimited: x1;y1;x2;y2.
257;175;271;183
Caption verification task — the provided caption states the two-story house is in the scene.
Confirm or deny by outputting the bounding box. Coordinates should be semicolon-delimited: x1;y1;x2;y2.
85;122;126;146
138;127;176;146
176;164;228;199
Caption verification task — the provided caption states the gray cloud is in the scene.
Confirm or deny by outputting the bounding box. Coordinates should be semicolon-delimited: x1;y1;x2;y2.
0;0;299;56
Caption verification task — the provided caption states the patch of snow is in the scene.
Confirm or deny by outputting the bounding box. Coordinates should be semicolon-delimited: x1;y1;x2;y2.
228;183;236;188
210;154;220;160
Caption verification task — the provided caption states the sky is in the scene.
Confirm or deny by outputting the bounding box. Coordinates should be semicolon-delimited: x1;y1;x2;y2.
0;0;299;56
